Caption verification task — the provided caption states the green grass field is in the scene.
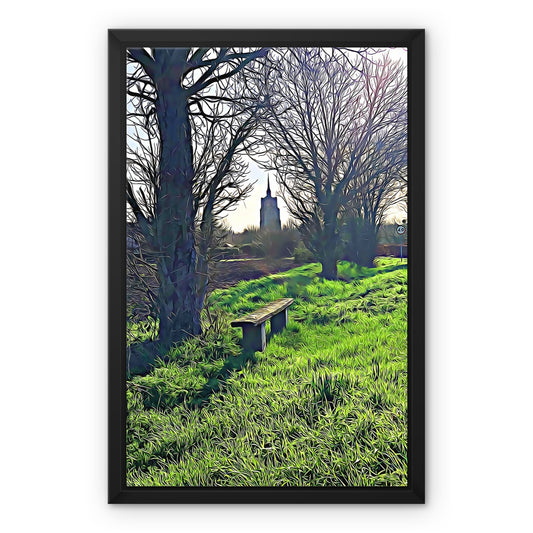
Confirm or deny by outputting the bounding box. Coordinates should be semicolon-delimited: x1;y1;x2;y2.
126;258;408;486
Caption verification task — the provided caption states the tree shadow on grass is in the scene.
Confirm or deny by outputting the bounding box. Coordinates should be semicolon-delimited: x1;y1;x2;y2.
338;262;407;283
128;339;168;377
284;274;314;298
188;348;258;408
209;271;315;311
380;263;408;274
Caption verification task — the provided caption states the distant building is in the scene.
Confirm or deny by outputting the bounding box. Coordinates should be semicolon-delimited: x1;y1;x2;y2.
260;177;281;231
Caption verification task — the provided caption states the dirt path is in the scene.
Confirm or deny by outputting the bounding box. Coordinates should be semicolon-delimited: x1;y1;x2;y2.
128;256;301;318
208;257;300;291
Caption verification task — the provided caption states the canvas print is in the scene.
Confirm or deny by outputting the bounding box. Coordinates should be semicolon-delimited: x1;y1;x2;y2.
124;45;409;488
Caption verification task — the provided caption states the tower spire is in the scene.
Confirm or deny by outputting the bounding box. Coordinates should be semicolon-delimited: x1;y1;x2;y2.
260;175;281;231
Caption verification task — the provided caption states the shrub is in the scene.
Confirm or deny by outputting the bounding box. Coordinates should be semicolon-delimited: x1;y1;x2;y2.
214;245;240;259
240;242;265;257
341;217;378;267
294;243;315;263
253;228;300;258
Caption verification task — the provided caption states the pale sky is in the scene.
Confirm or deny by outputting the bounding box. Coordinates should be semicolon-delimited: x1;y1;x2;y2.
222;160;290;232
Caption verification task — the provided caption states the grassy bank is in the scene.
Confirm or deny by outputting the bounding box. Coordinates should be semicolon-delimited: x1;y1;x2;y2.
126;259;408;486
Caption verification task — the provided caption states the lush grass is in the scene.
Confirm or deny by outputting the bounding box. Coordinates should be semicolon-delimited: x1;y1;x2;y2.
126;258;408;487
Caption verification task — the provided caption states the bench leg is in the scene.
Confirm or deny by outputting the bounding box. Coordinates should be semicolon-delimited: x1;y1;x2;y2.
242;323;266;352
271;309;288;335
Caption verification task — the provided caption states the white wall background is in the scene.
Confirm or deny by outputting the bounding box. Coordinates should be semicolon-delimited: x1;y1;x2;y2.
1;1;531;531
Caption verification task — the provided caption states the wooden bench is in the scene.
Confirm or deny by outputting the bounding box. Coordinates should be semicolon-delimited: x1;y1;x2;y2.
230;298;294;352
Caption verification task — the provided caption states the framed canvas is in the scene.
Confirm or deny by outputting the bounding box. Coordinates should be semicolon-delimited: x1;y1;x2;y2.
109;29;425;503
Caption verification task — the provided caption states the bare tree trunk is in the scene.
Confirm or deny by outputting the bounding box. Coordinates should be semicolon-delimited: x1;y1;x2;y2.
319;206;339;280
320;253;338;280
195;221;211;319
195;253;209;315
154;84;201;348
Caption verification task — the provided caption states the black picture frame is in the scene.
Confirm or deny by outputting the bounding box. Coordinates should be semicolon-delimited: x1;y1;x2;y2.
109;29;425;504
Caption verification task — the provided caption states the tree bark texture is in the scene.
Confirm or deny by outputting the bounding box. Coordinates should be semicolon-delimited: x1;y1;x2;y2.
319;204;339;280
320;253;338;280
154;80;201;348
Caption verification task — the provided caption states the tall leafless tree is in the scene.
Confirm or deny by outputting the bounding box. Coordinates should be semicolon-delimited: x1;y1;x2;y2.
342;121;408;265
126;47;268;368
191;94;260;312
255;48;407;279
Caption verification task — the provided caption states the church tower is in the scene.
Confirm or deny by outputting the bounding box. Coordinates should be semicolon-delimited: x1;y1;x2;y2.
260;177;281;231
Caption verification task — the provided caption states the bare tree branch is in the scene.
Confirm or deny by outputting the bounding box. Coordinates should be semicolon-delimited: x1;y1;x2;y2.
253;48;407;278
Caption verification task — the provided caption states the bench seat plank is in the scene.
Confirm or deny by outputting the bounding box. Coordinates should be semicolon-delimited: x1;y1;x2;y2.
230;298;294;327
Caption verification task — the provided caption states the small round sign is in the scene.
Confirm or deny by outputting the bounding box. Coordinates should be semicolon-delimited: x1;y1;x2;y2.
396;225;406;235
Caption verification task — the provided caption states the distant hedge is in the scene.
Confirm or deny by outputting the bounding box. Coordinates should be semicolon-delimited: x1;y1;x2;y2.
375;244;408;258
